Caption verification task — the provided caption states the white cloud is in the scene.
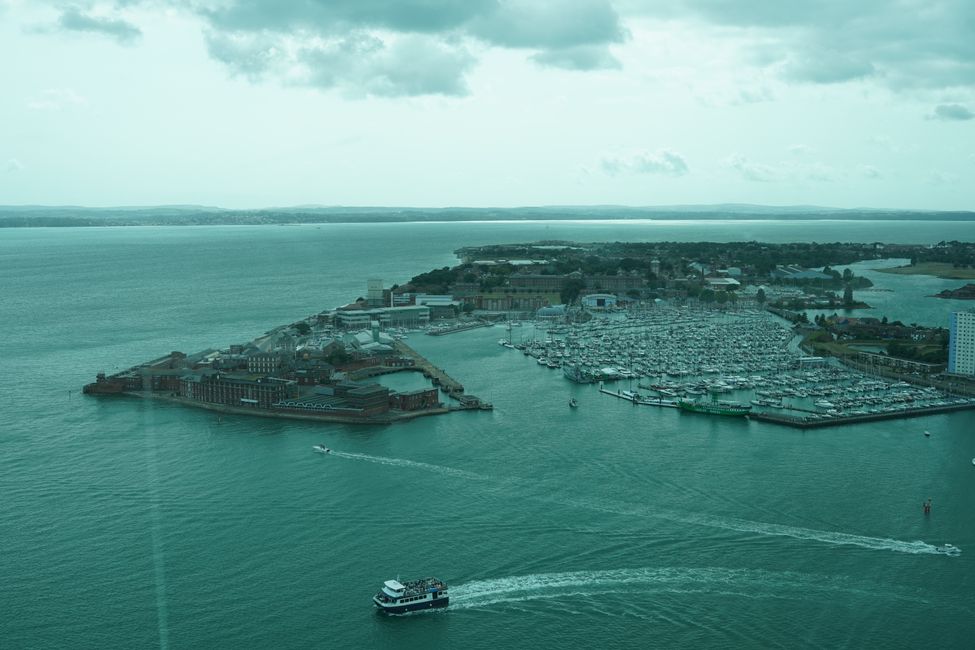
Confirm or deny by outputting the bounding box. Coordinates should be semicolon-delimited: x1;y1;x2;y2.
726;153;780;182
601;150;689;176
5;158;24;173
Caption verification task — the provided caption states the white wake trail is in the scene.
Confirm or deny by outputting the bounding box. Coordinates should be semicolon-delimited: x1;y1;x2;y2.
449;567;912;611
326;450;488;481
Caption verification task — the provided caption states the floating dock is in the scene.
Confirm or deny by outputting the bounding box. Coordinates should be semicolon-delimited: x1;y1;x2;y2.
599;387;678;408
749;401;975;429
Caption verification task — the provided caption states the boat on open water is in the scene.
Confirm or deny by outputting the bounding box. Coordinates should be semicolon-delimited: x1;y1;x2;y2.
373;577;448;614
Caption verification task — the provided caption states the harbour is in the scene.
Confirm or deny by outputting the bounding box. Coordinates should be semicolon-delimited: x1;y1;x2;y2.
499;305;975;428
3;222;974;650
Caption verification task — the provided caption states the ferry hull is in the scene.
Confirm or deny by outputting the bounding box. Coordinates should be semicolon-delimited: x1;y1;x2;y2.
374;597;449;615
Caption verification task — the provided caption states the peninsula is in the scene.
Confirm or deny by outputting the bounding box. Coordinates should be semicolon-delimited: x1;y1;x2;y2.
83;239;975;425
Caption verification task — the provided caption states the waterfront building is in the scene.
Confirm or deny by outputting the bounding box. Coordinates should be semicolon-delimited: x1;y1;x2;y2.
335;305;430;329
179;372;298;408
948;309;975;376
705;277;741;291
581;293;617;309
248;352;284;374
389;388;440;411
509;273;566;292
588;273;644;293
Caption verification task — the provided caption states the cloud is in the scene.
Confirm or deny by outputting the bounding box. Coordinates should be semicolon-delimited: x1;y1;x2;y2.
57;8;142;44
726;153;779;182
193;0;626;96
468;0;624;49
601;150;689;176
783;52;875;84
929;103;974;121
627;1;975;92
206;30;475;97
530;45;620;71
5;158;24;173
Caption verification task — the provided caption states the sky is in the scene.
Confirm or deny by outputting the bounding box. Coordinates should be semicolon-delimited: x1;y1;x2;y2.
1;0;973;210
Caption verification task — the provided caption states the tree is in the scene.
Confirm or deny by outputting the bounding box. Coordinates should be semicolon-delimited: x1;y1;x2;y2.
842;268;854;282
560;278;586;305
756;288;766;304
843;284;854;308
293;322;311;336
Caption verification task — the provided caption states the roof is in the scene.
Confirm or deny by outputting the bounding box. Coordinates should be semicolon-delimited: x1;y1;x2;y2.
384;580;405;591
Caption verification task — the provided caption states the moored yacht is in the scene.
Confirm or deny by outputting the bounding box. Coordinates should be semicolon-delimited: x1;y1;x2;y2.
373;577;449;614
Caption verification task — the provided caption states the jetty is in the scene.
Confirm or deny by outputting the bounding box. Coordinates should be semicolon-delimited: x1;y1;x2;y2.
749;401;975;429
426;320;492;336
599;387;678;408
392;341;492;410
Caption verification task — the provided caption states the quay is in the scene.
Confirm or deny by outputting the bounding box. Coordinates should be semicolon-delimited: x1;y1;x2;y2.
393;341;493;410
599;387;678;408
749;401;975;429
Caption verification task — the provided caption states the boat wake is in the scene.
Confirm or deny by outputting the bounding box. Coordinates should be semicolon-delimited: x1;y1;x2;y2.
449;567;914;611
552;494;957;557
317;449;958;557
325;450;488;481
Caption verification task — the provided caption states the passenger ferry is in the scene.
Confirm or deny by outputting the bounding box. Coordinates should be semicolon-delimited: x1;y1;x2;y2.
373;577;449;614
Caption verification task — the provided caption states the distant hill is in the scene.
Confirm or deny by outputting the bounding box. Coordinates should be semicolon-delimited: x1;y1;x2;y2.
0;204;973;227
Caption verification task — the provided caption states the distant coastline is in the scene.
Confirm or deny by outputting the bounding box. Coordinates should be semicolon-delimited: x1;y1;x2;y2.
875;262;975;280
2;204;975;228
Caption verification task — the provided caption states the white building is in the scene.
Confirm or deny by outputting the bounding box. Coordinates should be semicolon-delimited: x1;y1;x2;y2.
948;309;975;376
367;278;385;307
582;293;617;309
335;305;430;330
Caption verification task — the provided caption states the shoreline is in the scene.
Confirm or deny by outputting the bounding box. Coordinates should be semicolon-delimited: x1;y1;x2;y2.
116;390;452;424
874;262;975;280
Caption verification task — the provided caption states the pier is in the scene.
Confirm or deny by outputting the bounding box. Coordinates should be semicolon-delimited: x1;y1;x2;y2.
393;340;492;410
599;387;678;408
426;320;493;336
749;401;975;429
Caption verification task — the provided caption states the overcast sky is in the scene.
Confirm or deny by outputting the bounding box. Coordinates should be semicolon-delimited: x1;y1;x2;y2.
1;1;973;209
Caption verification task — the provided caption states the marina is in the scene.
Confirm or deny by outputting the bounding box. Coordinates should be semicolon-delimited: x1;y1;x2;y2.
498;305;975;428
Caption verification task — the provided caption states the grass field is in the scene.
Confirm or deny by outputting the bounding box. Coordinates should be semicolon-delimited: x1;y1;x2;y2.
874;262;975;279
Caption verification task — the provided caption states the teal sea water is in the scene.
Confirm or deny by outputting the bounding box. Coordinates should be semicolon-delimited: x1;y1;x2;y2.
2;221;974;649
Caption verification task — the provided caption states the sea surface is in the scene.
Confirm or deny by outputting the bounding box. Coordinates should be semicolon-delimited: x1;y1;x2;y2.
1;220;974;649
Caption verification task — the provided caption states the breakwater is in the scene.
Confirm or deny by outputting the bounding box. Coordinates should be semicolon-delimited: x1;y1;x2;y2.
749;401;975;428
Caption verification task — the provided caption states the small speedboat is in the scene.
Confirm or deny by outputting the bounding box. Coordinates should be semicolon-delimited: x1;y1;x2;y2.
313;445;331;454
923;430;930;437
936;543;960;556
568;398;579;408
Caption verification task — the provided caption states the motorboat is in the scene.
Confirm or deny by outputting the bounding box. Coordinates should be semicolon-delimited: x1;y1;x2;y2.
313;445;331;454
936;543;960;556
